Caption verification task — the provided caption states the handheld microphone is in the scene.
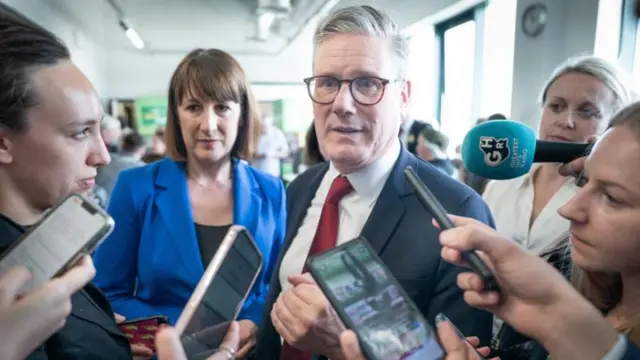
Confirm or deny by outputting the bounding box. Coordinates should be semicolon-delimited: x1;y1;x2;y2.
461;120;591;180
403;168;499;292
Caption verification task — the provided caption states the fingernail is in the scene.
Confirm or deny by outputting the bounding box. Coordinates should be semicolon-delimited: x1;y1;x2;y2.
435;313;448;326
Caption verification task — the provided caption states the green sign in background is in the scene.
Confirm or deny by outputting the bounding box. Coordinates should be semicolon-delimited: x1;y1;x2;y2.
135;96;168;136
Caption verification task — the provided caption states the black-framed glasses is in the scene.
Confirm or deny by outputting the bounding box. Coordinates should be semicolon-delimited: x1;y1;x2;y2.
303;76;398;106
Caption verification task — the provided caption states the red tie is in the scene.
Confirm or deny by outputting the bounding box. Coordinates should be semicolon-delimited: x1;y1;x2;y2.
279;175;354;360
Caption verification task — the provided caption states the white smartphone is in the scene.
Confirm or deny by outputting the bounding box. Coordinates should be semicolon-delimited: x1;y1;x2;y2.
0;193;114;293
175;225;263;360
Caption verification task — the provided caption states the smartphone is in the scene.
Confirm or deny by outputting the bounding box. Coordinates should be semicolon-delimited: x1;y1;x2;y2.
175;225;263;360
403;168;499;292
0;193;114;293
307;237;445;360
117;315;170;353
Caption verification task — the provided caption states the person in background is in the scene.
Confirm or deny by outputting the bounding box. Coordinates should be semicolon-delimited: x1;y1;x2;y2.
254;115;290;178
101;114;123;153
120;131;147;161
96;129;144;206
149;126;167;155
484;55;635;255
303;122;325;167
0;6;148;358
416;126;455;176
93;48;286;359
399;117;431;155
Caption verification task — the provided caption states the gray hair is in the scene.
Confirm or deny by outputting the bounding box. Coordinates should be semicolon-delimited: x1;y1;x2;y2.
313;5;410;78
100;114;121;131
539;55;638;118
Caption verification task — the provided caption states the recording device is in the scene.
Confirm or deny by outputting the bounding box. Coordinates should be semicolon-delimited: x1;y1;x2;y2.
117;315;170;353
403;168;499;292
461;120;591;180
0;193;114;293
174;225;263;360
307;237;445;360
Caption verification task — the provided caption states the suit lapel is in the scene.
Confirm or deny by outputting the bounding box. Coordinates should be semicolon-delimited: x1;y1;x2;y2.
71;286;129;340
361;148;413;254
154;160;204;279
234;160;262;236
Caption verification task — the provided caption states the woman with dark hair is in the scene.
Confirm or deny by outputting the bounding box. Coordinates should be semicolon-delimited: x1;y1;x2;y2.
0;5;141;360
93;48;286;358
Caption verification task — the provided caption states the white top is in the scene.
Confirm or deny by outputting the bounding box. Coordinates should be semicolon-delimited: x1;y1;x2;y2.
482;164;579;255
278;140;401;292
255;125;289;177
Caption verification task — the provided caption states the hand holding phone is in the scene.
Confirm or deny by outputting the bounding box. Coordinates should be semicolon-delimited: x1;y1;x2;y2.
307;237;445;360
0;193;114;293
403;168;499;292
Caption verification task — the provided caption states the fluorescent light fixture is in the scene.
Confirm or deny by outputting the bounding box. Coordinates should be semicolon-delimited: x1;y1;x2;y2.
125;28;145;49
118;19;145;49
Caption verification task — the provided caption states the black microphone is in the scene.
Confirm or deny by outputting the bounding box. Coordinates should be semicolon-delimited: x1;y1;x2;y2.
403;167;499;292
532;140;591;163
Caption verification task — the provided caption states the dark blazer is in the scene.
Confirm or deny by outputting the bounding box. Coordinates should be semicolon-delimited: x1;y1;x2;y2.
623;341;640;359
93;158;286;326
0;214;132;360
254;147;495;359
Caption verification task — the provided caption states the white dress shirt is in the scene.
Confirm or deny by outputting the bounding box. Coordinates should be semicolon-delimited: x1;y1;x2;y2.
482;164;579;255
278;140;401;292
603;335;628;360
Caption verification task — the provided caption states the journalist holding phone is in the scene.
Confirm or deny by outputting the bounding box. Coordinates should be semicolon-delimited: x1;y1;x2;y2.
0;5;150;359
93;48;286;358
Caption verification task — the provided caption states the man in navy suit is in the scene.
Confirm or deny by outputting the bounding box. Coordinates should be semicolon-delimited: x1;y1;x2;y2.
253;5;494;360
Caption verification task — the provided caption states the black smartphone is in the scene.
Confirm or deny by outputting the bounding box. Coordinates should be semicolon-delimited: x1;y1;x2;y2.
403;167;499;292
307;237;444;360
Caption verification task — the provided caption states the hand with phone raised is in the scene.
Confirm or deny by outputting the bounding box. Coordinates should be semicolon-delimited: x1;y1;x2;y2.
0;255;95;360
436;216;620;360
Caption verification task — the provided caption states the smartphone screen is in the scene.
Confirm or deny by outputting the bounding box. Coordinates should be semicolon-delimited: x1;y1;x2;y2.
179;227;263;360
308;238;444;360
0;194;113;293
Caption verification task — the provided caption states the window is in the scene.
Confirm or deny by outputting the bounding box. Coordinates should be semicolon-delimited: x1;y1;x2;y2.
404;23;437;123
618;0;639;77
594;0;624;61
435;10;477;156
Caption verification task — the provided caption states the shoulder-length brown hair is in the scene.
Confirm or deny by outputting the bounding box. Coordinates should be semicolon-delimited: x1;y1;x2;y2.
164;48;261;162
572;101;640;339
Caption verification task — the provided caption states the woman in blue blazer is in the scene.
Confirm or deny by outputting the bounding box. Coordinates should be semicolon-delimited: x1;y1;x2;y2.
93;48;286;357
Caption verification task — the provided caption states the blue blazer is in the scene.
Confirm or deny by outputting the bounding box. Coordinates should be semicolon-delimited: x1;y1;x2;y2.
92;158;286;326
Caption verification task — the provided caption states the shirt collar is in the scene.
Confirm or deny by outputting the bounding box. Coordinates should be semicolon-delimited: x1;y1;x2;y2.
327;139;401;199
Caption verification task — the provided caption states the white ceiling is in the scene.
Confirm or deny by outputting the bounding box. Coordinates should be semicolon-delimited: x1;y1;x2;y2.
48;0;339;55
48;0;462;56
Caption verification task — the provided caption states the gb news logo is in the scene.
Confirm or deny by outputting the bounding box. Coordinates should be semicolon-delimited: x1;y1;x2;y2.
479;136;509;167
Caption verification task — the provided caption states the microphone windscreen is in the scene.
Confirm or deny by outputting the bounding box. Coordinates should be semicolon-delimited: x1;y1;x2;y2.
461;120;537;180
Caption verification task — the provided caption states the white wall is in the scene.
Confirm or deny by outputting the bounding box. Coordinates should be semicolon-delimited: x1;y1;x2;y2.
1;0;107;96
510;0;601;128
